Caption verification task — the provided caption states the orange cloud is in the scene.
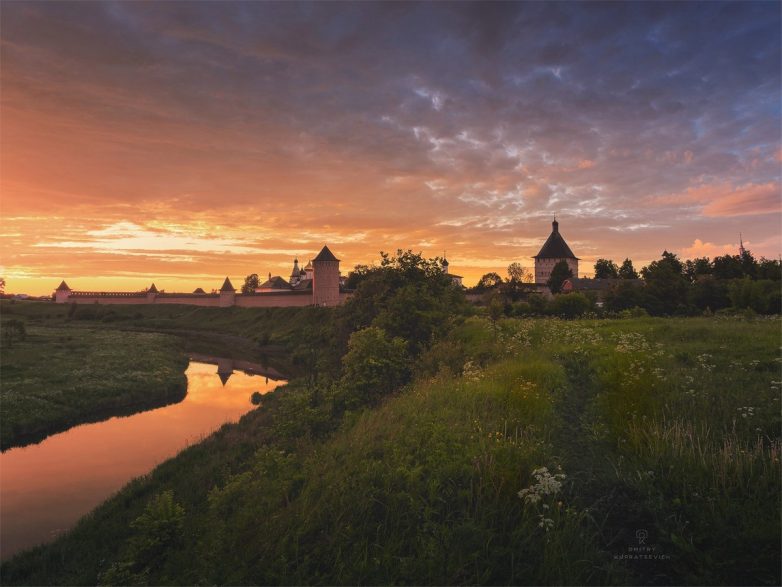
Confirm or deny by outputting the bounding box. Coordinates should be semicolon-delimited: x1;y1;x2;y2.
702;182;781;217
657;181;781;217
680;238;738;259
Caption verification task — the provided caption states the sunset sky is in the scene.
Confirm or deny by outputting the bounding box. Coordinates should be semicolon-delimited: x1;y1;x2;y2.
2;2;780;295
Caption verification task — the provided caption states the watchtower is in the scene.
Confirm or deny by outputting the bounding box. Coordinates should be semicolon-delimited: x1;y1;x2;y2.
312;245;340;306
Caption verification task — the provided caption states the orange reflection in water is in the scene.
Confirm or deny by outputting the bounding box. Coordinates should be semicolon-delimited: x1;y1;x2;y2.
0;361;284;560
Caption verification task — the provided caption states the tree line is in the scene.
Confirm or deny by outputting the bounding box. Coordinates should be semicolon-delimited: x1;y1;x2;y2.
467;248;780;317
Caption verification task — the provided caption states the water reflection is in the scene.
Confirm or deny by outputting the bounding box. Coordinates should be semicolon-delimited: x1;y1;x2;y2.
0;360;285;560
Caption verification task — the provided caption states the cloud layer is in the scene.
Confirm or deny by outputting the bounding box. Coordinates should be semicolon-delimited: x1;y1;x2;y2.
1;2;780;294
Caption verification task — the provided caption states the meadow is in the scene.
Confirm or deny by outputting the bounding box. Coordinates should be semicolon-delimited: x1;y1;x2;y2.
3;314;779;585
0;322;188;450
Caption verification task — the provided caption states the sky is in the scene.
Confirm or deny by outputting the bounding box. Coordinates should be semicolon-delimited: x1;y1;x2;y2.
1;1;780;295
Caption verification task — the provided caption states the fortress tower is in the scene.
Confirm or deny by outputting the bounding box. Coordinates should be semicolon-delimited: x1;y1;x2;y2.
55;280;71;303
312;245;340;306
534;219;579;284
219;277;236;307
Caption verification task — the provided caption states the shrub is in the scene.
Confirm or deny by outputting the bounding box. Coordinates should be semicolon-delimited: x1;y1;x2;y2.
550;293;591;319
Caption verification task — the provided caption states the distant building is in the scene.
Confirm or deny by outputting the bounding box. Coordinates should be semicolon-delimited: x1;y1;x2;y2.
442;256;463;287
54;245;349;308
534;219;579;284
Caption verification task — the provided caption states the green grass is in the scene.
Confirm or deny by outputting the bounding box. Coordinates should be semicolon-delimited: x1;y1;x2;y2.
0;299;335;349
0;324;188;450
2;315;780;585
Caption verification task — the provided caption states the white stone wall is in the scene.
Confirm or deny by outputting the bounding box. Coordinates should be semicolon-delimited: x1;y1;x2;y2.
535;258;578;284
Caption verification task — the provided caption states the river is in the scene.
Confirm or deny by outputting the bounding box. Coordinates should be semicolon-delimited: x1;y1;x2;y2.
0;357;286;560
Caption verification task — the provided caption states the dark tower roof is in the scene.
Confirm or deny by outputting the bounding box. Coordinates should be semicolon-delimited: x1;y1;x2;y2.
193;287;206;294
534;220;579;260
258;276;291;290
220;277;236;292
56;280;71;291
217;371;232;386
148;283;158;293
313;245;340;262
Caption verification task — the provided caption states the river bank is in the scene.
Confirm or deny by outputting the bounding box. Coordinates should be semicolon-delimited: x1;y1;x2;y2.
0;325;188;450
3;315;779;585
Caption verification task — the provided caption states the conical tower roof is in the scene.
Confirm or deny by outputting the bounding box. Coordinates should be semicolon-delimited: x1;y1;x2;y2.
313;245;339;262
220;277;235;292
56;280;71;291
534;220;579;260
148;283;158;293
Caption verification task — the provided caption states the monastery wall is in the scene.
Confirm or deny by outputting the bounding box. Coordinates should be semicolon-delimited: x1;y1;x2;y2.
57;291;351;307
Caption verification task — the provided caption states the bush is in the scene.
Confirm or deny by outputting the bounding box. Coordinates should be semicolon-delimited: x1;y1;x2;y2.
333;327;410;411
549;293;591;319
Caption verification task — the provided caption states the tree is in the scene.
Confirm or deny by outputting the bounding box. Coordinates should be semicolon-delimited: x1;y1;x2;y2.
641;251;688;314
757;258;782;281
502;263;532;301
335;249;468;357
712;255;743;280
475;272;503;292
337;326;410;409
0;277;5;294
506;262;532;283
684;257;712;282
739;249;758;279
618;258;639;279
594;258;619;279
547;260;573;294
345;264;372;289
688;276;729;312
241;273;260;294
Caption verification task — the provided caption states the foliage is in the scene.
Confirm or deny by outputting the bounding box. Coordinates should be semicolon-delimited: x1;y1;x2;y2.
506;262;532;283
640;251;688;314
0;324;188;449
684;257;712;282
2;316;780;586
336;249;468;355
98;491;186;585
728;278;782;314
546;260;573;294
473;271;503;292
503;262;533;301
333;326;410;410
618;258;639;279
549;293;591;319
344;264;373;289
241;273;260;294
594;258;619;279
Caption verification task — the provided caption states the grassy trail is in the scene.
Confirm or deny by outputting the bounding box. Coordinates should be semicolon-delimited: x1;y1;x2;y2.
556;355;669;585
1;315;779;585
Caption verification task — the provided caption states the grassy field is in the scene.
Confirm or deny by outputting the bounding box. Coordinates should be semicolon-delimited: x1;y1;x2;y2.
0;299;334;349
0;300;332;449
3;315;779;585
0;324;189;450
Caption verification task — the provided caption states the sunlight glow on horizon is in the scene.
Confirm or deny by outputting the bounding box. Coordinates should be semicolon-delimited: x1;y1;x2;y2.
1;3;780;295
